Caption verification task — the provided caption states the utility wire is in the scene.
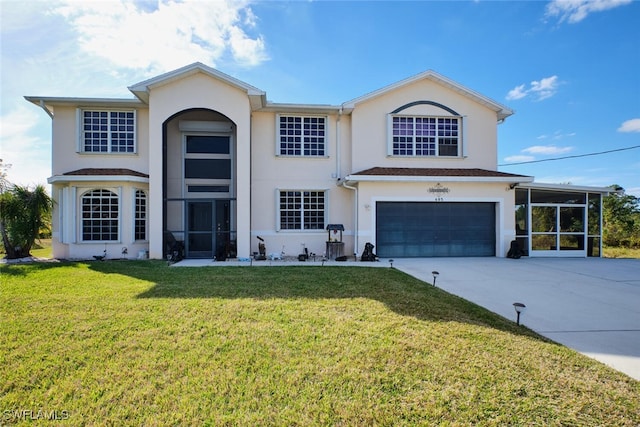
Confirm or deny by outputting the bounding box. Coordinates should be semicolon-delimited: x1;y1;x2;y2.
498;144;640;166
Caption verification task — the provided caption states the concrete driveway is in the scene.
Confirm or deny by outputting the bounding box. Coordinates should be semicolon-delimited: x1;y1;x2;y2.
393;257;640;380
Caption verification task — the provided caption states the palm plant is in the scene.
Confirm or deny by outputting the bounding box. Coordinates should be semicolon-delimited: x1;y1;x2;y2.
0;184;53;259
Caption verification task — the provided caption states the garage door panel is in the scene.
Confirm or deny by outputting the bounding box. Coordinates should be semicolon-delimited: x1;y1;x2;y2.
376;202;495;257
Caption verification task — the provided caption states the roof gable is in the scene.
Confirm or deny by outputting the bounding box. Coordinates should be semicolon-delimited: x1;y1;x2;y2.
128;62;266;108
342;70;513;121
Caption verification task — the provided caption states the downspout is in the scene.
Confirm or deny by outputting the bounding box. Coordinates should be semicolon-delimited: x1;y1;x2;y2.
341;180;358;257
335;107;342;179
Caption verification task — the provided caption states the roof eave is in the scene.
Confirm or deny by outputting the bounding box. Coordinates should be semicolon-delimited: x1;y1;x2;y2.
342;69;514;122
25;96;144;117
517;182;614;194
257;102;342;114
344;175;534;184
48;175;150;184
128;62;267;107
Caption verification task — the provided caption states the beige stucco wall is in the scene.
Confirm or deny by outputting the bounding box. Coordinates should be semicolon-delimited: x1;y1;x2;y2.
250;111;355;258
146;72;252;258
50;181;149;260
354;180;516;257
51;106;149;175
349;79;499;174
48;104;149;260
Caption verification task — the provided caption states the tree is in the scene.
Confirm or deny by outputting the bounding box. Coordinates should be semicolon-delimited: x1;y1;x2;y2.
603;186;640;248
0;158;10;194
0;184;53;259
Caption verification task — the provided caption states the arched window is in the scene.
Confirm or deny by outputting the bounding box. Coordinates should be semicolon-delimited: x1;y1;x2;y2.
81;189;119;241
135;190;147;241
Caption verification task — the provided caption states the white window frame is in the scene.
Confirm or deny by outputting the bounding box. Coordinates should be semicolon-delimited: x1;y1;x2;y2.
78;109;137;154
387;114;461;157
134;189;147;242
276;115;328;157
277;189;327;231
80;188;120;242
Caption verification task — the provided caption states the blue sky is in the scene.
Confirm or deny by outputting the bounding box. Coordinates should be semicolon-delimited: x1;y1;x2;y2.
1;0;639;196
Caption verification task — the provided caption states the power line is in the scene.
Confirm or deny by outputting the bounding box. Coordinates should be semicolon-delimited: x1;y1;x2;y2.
498;144;640;166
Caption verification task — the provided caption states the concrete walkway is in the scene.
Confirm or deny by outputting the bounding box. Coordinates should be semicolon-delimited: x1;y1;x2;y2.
393;257;640;380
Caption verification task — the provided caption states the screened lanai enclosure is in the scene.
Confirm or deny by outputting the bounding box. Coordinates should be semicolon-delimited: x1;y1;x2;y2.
515;186;605;257
163;109;237;260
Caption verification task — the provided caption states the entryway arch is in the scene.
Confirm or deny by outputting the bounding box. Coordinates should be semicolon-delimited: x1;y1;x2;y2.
162;108;237;259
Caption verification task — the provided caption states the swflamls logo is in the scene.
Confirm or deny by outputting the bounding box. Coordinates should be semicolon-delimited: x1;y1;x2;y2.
2;409;70;421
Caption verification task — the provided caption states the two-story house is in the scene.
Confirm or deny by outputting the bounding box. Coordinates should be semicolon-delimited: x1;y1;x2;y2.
26;62;609;261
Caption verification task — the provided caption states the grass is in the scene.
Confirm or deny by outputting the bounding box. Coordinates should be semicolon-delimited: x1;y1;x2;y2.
604;246;640;259
28;239;53;258
1;261;638;426
0;239;52;259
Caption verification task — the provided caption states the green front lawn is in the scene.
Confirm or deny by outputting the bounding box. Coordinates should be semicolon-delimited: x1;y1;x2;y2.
1;261;638;425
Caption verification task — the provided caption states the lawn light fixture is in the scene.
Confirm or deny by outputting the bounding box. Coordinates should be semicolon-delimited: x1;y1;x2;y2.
389;259;394;268
513;302;526;325
432;271;439;286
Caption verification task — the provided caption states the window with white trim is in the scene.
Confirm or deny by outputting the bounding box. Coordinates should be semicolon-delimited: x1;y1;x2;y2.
391;116;459;157
82;110;136;153
279;190;326;230
278;116;326;156
81;189;119;241
134;190;147;241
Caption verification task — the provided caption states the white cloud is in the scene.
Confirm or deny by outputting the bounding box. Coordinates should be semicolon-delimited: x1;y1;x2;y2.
52;0;269;75
506;75;559;101
506;84;527;100
0;106;41;141
503;155;535;163
617;118;640;133
545;0;633;24
0;106;51;187
522;145;574;155
541;130;577;140
529;76;560;100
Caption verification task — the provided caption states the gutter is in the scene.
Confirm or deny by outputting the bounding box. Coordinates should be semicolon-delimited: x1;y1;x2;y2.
39;100;54;119
335;107;342;179
344;174;534;184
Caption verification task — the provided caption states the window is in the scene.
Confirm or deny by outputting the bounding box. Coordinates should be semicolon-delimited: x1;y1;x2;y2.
279;190;325;230
391;116;459;157
81;189;119;241
135;190;147;241
82;110;136;153
184;134;232;196
278;116;326;156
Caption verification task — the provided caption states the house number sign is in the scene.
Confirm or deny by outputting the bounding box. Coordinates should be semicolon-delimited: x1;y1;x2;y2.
428;183;450;202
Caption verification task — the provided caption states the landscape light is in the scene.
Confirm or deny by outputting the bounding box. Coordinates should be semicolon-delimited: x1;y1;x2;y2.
513;302;526;326
432;271;439;286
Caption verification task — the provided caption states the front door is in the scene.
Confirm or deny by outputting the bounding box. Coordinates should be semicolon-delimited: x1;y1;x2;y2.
186;200;231;259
